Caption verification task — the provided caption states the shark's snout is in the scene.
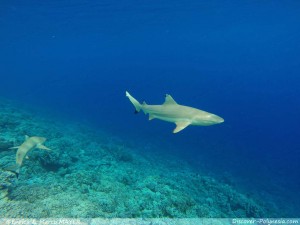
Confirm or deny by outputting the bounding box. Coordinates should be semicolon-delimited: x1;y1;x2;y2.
210;114;224;124
193;113;224;126
216;116;224;123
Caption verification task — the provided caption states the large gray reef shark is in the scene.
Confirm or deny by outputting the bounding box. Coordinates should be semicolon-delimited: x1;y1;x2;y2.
126;91;224;133
6;135;51;177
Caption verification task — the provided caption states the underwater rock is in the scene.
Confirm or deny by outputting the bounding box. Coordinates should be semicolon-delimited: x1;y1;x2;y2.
0;170;16;190
101;143;134;163
0;116;19;130
0;137;14;152
0;169;16;200
9;184;52;202
39;151;75;171
0;189;8;200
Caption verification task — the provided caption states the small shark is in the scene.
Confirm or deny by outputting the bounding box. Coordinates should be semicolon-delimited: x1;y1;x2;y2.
5;135;51;177
126;91;224;133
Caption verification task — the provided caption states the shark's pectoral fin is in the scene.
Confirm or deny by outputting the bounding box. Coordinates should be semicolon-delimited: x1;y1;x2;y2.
173;121;191;133
37;144;51;151
9;146;20;150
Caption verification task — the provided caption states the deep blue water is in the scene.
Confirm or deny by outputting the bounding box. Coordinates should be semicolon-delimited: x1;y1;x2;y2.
1;0;300;214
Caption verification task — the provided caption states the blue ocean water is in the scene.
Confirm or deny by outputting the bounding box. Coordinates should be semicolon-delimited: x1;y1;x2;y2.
0;0;300;216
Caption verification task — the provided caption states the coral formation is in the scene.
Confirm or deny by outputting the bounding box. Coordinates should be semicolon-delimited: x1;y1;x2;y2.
0;99;285;217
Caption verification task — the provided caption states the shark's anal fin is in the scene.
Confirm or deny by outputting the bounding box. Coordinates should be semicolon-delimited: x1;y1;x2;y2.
149;114;156;120
37;144;51;151
173;121;191;133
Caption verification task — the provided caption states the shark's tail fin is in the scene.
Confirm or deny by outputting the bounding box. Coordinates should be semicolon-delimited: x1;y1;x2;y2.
4;164;20;178
126;91;142;113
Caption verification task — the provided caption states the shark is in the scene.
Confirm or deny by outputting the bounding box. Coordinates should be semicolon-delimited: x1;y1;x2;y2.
5;135;51;177
126;91;224;133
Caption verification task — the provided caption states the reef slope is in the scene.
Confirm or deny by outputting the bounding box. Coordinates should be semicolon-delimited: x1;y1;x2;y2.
0;99;278;217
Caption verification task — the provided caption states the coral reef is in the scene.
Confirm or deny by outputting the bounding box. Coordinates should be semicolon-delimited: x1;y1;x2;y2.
0;138;14;152
0;99;283;217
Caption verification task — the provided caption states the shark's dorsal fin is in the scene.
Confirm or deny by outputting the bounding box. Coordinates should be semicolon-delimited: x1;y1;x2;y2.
163;94;177;105
173;121;191;133
25;135;30;140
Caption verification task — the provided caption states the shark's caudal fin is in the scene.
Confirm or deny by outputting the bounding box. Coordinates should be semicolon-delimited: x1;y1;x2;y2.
126;91;142;113
4;164;20;178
